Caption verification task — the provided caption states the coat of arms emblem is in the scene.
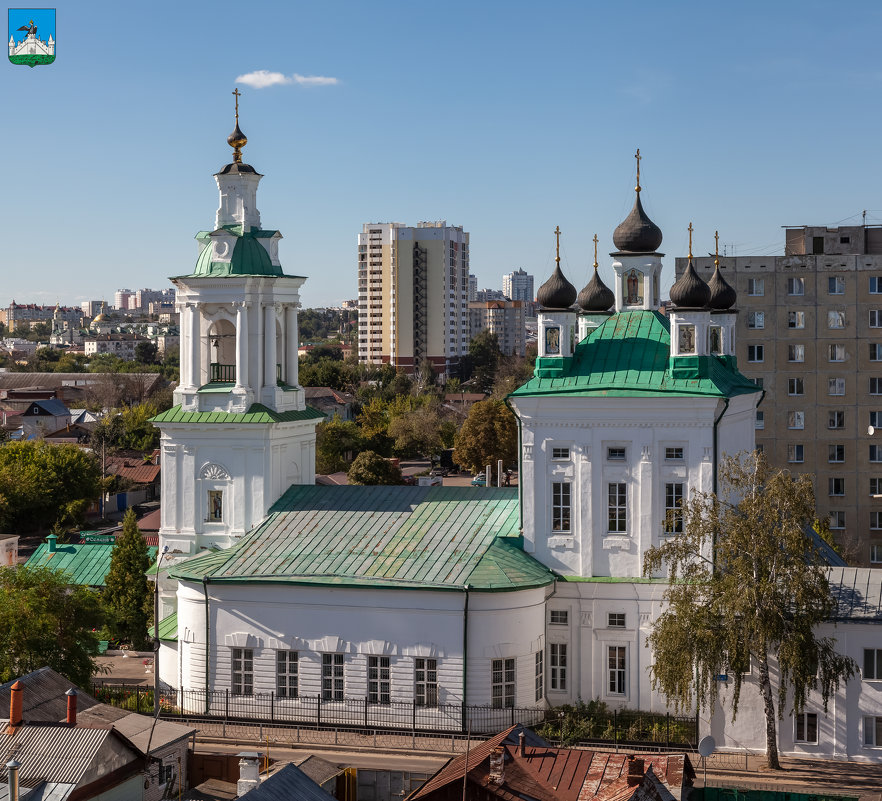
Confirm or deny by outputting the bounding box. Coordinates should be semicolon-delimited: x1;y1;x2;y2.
8;8;55;67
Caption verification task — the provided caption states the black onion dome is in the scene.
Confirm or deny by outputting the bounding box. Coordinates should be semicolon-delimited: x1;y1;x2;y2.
707;263;737;310
613;194;663;253
670;258;711;308
577;267;615;312
537;265;577;310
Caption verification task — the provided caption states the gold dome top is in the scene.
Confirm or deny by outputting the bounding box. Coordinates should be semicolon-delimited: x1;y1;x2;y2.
227;88;247;164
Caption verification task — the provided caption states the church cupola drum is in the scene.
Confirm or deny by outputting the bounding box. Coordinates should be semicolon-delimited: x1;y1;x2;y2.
152;90;322;557
536;226;577;372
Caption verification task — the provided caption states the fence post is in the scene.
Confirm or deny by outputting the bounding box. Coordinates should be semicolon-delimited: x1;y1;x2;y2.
614;709;618;753
461;701;466;734
317;695;321;727
412;700;416;732
511;705;515;727
270;691;274;723
225;688;229;720
365;697;369;728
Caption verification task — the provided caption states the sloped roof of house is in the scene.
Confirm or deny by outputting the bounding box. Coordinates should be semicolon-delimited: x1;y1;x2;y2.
828;567;882;621
510;310;760;400
170;486;553;592
105;455;161;484
26;541;158;587
238;763;337;801
152;403;324;425
23;399;70;417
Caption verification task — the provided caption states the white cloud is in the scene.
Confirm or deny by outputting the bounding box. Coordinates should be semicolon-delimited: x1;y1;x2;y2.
235;70;339;89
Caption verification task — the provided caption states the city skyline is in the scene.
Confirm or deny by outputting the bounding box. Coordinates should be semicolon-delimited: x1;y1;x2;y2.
5;1;882;307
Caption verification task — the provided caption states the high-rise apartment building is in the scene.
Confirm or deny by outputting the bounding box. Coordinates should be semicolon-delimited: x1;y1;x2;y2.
502;268;534;304
468;300;526;356
675;223;882;566
358;221;469;377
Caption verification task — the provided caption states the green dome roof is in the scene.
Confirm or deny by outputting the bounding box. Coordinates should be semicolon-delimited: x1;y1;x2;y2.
191;231;283;278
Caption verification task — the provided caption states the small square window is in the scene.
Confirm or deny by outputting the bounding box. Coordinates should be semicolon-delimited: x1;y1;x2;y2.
787;277;805;296
747;311;764;329
828;276;845;295
871;512;882;530
871;445;882;463
829;377;845;396
829;444;845;463
607;447;626;461
871;545;882;564
747;278;764;296
828;310;846;329
795;712;818;744
788;411;804;429
788;378;804;396
871;478;882;495
788;444;804;463
829;477;845;496
828;411;844;429
870;344;882;361
551;447;570;460
864;716;882;747
788;311;806;329
664;447;684;461
829;344;846;362
864;649;882;680
747;345;764;363
788;344;805;362
871;378;882;395
608;612;626;628
870;310;882;328
829;511;846;529
549;610;568;625
871;277;882;295
755;411;764;430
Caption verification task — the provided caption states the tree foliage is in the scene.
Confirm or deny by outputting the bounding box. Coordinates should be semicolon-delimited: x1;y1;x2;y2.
103;509;152;650
643;452;858;769
316;419;364;474
453;398;517;478
467;330;501;393
347;450;403;485
0;565;104;687
0;441;102;532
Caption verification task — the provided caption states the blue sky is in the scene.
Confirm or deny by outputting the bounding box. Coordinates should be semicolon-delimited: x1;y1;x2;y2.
4;0;882;308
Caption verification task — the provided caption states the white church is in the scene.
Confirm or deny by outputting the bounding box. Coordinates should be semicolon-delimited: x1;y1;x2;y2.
154;117;882;762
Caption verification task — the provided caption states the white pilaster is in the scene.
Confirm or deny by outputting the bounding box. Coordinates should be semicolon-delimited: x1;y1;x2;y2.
285;305;298;386
264;304;277;389
235;303;249;389
187;303;200;389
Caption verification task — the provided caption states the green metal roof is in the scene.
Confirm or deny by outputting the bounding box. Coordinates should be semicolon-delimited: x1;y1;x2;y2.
151;403;325;425
510;310;761;400
148;612;178;642
190;229;283;278
26;542;159;587
170;485;554;592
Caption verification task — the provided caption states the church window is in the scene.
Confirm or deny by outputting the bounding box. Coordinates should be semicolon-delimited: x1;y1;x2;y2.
795;713;818;744
232;648;253;696
863;649;882;680
208;490;223;522
607;447;626;461
322;653;344;701
491;658;515;708
535;651;544;701
608;646;627;695
276;651;298;698
552;482;571;532
549;610;568;625
368;656;390;705
550;644;567;691
788;344;805;362
608;613;626;628
864;717;882;747
664;447;684;461
664;484;684;533
747;311;764;329
608;483;627;533
551;447;570;460
415;658;438;707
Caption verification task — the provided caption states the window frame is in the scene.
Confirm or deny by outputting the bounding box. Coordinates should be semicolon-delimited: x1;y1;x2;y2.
608;612;626;628
787;276;805;296
828;477;845;497
747;311;764;329
551;446;570;460
788;378;804;396
415;657;438;707
788;344;805;362
491;657;516;709
828;411;844;430
828;276;845;295
535;650;544;702
787;444;804;464
864;716;882;747
828;343;846;362
368;655;391;705
827;310;846;330
747;277;764;297
607;482;627;533
550;643;567;691
829;444;845;463
232;647;254;697
788;411;805;430
551;481;571;532
795;712;818;744
788;310;806;329
607;645;627;696
864;649;882;680
276;650;298;699
829;377;845;396
747;344;764;363
549;610;568;625
322;653;344;701
664;482;684;533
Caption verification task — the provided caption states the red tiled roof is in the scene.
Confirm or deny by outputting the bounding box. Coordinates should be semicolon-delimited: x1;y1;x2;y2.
106;457;160;484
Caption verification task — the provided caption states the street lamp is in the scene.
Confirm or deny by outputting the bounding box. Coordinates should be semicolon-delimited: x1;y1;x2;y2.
153;545;170;715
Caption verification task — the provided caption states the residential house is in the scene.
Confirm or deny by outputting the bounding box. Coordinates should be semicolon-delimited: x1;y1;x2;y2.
26;534;158;588
303;386;356;421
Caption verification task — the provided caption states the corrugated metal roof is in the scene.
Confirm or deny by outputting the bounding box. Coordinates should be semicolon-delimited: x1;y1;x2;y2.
25;542;158;587
105;456;161;484
152;402;325;425
0;669;100;723
148;612;178;641
828;566;882;621
510;310;761;399
170;486;553;592
239;763;336;801
0;723;113;786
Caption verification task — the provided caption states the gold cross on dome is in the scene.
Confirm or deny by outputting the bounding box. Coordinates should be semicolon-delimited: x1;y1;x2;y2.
635;148;642;193
232;88;241;124
554;226;562;264
593;234;599;269
688;222;694;259
714;230;720;265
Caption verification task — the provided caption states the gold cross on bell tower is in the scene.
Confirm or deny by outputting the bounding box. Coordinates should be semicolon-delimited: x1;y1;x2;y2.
635;148;642;193
688;222;694;259
232;88;241;124
554;225;562;265
714;230;720;266
593;234;599;269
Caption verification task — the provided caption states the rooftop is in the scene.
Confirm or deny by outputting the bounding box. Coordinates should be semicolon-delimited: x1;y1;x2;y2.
152;403;325;426
25;540;158;587
511;310;761;400
170;485;554;592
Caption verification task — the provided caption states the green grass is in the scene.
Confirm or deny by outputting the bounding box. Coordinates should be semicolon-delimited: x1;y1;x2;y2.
9;54;55;67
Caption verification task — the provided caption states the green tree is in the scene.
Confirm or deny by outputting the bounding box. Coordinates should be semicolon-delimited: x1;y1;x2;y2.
316;419;363;474
453;398;517;480
347;450;403;485
134;341;158;365
118;402;160;451
0;565;104;687
468;330;501;393
388;398;447;458
357;396;394;455
643;452;858;770
103;509;152;650
0;441;102;532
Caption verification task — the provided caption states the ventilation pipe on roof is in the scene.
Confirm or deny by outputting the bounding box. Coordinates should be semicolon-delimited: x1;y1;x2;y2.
489;746;505;785
47;534;57;554
66;688;77;726
6;759;20;801
8;681;22;728
518;730;525;757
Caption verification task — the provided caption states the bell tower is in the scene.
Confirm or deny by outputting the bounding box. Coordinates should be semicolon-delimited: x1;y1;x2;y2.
154;91;321;558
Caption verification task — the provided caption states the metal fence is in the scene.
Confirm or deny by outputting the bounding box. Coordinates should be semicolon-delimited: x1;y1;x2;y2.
91;685;697;748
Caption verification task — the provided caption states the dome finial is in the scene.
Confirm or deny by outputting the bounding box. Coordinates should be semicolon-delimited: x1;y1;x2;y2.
554;225;562;266
688;221;694;260
227;87;247;164
635;148;641;194
714;229;720;267
593;233;599;270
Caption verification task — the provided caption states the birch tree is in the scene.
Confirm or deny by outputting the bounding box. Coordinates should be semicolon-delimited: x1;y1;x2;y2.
643;452;857;769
